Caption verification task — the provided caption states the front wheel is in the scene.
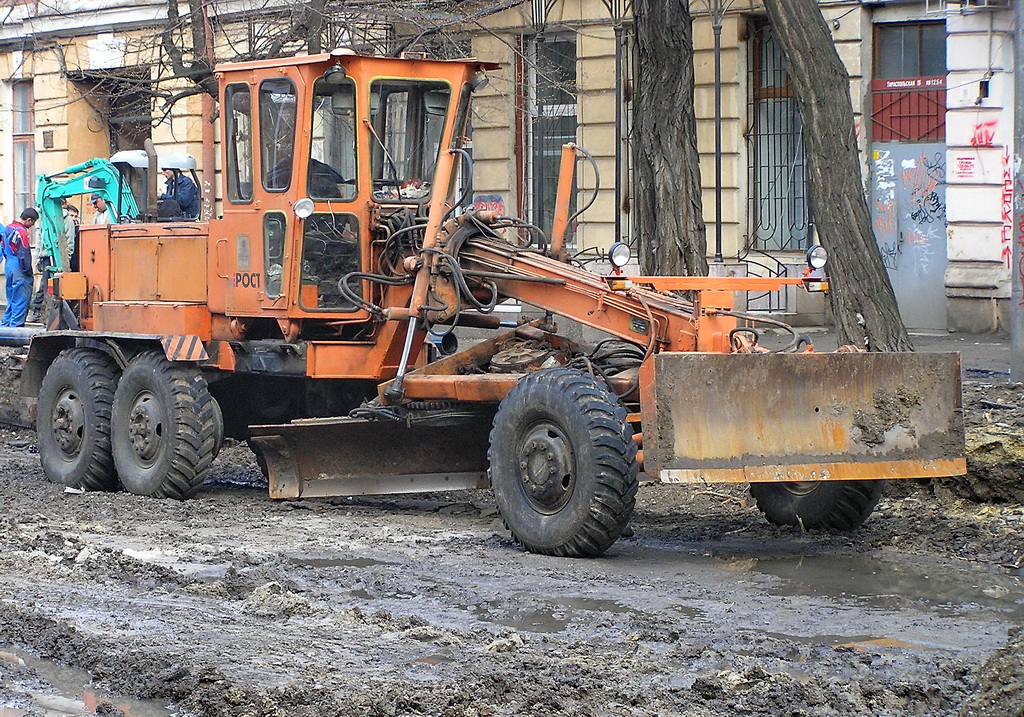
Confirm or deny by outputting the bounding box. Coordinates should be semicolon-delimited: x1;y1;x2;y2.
489;368;639;558
749;480;884;531
111;352;219;499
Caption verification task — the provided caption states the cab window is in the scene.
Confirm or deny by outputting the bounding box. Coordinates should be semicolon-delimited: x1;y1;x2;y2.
259;79;297;192
264;212;287;299
368;80;451;202
309;76;358;201
299;213;361;312
225;84;254;203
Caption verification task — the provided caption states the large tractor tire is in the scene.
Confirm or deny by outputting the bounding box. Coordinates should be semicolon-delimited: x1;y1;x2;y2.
489;368;639;558
37;348;120;491
749;480;884;531
111;352;219;499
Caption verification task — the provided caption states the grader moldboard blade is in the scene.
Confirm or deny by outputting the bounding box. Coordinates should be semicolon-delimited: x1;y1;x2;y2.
248;416;492;499
640;351;965;483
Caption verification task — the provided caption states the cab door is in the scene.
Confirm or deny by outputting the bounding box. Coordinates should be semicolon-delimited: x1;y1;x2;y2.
214;77;298;316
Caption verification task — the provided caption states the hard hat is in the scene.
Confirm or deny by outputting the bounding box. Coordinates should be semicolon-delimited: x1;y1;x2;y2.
158;153;197;171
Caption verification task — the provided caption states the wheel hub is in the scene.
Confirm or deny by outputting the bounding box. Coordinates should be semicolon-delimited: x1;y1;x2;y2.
781;481;820;497
51;388;85;458
517;423;575;513
127;392;163;465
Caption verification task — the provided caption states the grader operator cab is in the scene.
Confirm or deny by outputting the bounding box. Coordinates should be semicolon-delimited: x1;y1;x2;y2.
17;49;965;558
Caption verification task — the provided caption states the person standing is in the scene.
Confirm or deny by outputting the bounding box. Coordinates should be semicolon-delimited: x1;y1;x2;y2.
26;202;56;323
65;204;80;272
159;168;199;219
2;208;39;327
91;194;111;225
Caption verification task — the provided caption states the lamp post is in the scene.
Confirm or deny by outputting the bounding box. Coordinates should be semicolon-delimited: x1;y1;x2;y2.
598;0;628;247
1012;0;1023;380
700;0;734;264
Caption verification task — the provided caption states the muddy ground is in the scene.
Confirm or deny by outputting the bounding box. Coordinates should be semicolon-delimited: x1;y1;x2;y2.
1;343;1023;716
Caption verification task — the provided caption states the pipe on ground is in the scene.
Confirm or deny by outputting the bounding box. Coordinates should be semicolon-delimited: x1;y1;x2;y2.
0;326;41;347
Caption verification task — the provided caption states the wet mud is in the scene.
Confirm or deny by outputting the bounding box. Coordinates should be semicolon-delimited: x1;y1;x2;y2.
0;358;1022;715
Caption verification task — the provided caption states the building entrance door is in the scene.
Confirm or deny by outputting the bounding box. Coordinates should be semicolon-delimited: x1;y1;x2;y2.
869;143;948;330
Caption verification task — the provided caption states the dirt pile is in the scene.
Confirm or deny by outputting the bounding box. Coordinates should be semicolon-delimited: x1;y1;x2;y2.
956;380;1024;503
960;627;1024;717
0;352;32;429
0;346;1022;716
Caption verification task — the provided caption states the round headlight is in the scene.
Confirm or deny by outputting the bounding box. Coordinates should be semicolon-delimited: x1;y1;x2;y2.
469;72;489;93
294;197;315;219
806;244;828;269
608;241;631;268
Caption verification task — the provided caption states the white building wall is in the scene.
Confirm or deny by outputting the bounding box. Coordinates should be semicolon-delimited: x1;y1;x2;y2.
944;6;1015;332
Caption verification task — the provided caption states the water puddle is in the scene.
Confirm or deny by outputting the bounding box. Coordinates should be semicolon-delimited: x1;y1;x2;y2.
743;553;1024;619
699;551;1024;652
288;556;397;569
413;653;455;666
119;548;233;584
466;596;696;633
760;632;928;651
0;646;175;716
351;588;417;601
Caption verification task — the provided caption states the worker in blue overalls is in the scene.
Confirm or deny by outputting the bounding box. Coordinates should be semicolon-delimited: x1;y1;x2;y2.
2;207;39;327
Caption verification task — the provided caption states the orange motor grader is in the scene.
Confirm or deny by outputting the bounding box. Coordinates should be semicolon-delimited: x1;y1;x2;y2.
21;50;965;557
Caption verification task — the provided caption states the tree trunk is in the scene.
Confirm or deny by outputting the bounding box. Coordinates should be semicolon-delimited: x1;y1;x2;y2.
632;0;707;276
763;0;911;352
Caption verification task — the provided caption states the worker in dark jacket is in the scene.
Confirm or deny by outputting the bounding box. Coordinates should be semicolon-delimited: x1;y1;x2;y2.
2;208;39;327
159;168;199;219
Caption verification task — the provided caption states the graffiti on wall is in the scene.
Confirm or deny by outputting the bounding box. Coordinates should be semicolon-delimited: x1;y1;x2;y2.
873;149;898;268
1016;153;1024;305
473;194;506;215
870;142;948;330
904;152;946;225
871;147;946;275
1002;148;1014;269
970;119;998;147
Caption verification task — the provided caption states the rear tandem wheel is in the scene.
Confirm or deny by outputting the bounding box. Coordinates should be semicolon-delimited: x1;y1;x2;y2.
488;368;639;558
749;480;884;531
111;351;220;499
37;348;121;491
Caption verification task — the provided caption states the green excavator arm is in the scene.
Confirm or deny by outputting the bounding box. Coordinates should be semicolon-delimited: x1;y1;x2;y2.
36;158;141;270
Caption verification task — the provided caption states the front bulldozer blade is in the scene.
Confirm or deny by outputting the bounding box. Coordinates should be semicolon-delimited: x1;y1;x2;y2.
640;352;965;483
249;417;491;499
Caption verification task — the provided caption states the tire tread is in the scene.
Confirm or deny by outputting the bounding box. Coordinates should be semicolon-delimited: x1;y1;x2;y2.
750;480;883;532
113;352;218;500
37;348;120;491
489;367;639;558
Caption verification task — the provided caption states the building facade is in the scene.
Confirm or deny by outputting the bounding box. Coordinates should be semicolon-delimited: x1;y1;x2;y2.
0;0;1018;332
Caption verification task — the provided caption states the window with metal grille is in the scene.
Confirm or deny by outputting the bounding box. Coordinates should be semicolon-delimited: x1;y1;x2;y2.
12;80;34;214
871;22;946;142
527;34;577;244
746;20;809;253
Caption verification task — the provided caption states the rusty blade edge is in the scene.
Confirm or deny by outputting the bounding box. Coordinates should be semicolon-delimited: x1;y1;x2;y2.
659;458;967;484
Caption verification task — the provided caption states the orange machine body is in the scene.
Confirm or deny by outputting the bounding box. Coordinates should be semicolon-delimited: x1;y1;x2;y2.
76;53;492;382
27;49;964;509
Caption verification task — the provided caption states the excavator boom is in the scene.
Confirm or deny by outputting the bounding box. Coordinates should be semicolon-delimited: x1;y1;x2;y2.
36;158;142;270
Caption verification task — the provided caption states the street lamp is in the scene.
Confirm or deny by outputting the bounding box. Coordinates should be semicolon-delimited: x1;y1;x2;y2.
599;0;628;248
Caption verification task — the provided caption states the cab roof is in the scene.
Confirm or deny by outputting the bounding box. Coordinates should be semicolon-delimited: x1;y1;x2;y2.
214;49;500;75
